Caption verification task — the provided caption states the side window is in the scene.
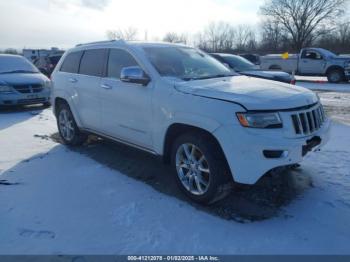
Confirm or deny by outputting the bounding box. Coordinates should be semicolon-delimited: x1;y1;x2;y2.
302;50;323;60
107;49;138;79
60;51;83;73
79;49;107;77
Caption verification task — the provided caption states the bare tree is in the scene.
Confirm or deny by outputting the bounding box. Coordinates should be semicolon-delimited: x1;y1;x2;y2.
260;19;286;52
337;21;350;47
106;27;138;41
235;25;256;51
4;48;18;55
260;0;348;51
163;32;188;44
199;22;236;52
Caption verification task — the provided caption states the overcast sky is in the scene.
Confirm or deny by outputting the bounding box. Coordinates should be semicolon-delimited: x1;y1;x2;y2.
0;0;264;49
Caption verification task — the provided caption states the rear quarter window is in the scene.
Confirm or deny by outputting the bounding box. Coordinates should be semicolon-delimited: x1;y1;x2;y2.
60;51;83;73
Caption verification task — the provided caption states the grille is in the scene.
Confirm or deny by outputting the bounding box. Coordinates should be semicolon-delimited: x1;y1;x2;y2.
291;104;325;135
13;84;43;94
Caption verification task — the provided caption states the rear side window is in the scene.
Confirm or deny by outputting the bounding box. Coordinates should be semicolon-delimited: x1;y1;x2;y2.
60;51;83;73
79;49;107;77
107;49;138;79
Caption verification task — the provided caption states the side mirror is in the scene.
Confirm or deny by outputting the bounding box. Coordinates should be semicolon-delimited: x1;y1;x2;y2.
120;66;150;86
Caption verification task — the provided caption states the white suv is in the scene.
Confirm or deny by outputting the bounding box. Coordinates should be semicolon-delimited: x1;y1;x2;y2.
51;40;330;204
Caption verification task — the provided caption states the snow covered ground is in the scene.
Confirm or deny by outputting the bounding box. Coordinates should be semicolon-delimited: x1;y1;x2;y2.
295;75;328;82
1;84;350;255
296;81;350;92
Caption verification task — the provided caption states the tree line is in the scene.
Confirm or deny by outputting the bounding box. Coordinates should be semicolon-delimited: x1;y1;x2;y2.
107;0;350;55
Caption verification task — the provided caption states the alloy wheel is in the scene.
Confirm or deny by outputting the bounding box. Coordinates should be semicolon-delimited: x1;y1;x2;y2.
175;143;211;195
58;109;75;142
329;71;342;83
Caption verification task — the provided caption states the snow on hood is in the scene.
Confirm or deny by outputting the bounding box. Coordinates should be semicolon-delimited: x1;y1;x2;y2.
174;75;318;110
0;73;48;86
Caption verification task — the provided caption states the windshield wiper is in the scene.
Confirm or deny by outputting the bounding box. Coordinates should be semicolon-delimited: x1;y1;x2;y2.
182;74;235;81
0;70;37;74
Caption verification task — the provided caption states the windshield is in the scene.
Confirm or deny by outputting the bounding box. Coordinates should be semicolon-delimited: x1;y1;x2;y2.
220;55;256;71
143;46;234;80
0;55;39;74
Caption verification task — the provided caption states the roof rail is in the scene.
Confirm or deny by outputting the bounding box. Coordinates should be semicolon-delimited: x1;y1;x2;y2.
75;39;125;47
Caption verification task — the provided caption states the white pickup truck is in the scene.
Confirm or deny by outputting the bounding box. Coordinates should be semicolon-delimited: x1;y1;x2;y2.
260;48;350;83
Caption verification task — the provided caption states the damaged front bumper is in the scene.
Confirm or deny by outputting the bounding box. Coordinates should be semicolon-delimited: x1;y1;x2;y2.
214;116;331;185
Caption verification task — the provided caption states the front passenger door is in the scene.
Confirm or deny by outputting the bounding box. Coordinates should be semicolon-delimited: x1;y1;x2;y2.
100;48;153;149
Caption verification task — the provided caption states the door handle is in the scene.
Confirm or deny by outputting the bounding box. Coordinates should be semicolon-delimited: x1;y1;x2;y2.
101;83;112;89
69;78;78;83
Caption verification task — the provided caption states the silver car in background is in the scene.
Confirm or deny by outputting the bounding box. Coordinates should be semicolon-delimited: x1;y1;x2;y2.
0;54;51;107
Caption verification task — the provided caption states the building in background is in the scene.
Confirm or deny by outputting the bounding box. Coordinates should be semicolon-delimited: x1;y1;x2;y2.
23;47;65;76
23;47;64;63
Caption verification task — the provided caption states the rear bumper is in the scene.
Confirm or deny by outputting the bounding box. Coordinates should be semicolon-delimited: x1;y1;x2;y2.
0;90;50;106
214;118;331;185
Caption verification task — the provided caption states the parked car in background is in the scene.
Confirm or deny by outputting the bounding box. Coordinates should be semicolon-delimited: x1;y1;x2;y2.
51;40;330;204
34;53;63;77
260;48;350;83
0;54;51;107
211;53;294;84
239;53;260;65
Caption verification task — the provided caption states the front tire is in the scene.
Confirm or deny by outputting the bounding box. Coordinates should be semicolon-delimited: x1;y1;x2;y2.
56;102;87;146
327;69;345;83
171;132;232;204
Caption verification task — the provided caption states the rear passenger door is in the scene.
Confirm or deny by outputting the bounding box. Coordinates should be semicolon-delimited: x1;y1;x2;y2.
100;48;153;149
75;48;108;130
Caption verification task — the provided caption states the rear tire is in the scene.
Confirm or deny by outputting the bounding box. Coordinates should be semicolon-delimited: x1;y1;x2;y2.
170;132;232;204
56;102;87;146
327;69;345;83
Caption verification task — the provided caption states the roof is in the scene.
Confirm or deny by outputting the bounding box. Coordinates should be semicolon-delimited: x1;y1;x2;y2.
0;54;23;59
211;53;239;57
74;39;188;49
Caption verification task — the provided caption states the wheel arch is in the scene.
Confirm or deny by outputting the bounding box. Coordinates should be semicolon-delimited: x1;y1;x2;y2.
53;96;83;128
162;123;226;165
53;97;68;116
326;65;345;75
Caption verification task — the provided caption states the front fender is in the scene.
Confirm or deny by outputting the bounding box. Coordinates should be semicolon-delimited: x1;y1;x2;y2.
153;112;221;155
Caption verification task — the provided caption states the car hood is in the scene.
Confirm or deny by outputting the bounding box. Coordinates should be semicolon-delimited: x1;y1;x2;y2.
0;73;48;85
331;55;350;61
174;75;318;110
240;70;291;80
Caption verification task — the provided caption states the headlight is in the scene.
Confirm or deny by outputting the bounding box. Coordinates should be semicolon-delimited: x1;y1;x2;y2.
0;85;13;93
236;112;283;128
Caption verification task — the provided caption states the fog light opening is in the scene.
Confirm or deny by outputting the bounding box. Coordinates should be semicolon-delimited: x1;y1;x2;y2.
263;150;289;159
